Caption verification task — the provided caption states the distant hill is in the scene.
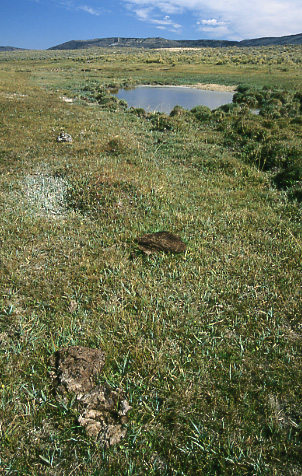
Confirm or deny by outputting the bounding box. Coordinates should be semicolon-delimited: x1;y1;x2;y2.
48;33;302;50
2;33;301;52
48;37;238;50
239;33;302;46
0;46;26;51
48;37;178;50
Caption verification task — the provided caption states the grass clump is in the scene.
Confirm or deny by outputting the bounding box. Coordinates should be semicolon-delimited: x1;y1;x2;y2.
190;105;212;121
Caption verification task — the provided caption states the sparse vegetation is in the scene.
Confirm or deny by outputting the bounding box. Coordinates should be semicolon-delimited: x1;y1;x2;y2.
0;46;301;475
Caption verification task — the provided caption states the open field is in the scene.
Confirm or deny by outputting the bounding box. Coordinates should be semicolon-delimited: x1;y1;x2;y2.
0;46;301;475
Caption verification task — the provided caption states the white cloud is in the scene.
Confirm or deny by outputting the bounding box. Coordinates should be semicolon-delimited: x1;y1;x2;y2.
135;7;152;21
52;1;103;16
123;0;302;39
125;2;182;30
198;19;227;26
152;16;182;28
78;5;100;15
151;1;184;14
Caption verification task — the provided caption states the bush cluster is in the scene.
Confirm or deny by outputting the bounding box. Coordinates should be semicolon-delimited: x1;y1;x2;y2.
233;85;302;119
191;86;302;200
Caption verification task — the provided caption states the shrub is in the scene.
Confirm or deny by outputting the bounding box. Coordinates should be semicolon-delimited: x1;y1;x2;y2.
218;103;242;114
211;109;225;121
119;99;128;109
96;91;119;110
236;84;250;94
259;103;282;119
170;105;188;118
106;136;129;156
190;105;212;122
150;113;173;131
273;161;302;202
291;116;302;125
95;88;127;111
293;91;302;103
129;107;147;118
274;167;302;190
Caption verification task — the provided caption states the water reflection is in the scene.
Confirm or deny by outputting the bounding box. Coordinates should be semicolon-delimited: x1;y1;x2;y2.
114;85;234;113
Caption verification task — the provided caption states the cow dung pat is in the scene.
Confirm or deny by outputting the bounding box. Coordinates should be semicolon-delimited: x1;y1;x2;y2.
136;231;186;254
49;345;106;397
49;346;131;446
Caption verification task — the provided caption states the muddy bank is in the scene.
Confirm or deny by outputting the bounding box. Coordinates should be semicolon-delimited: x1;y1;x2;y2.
182;83;237;92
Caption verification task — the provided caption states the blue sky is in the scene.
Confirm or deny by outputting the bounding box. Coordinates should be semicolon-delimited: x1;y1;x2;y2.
1;0;301;49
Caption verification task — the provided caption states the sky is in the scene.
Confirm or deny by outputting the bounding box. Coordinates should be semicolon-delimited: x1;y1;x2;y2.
1;0;302;49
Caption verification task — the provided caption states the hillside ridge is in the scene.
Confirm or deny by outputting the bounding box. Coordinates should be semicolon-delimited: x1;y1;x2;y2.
0;46;26;51
48;33;302;50
1;33;302;52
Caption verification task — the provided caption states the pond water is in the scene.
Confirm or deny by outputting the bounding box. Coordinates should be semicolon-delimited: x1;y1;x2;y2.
114;85;234;114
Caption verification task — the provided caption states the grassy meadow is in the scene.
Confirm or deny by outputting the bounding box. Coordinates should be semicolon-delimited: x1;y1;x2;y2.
0;46;301;475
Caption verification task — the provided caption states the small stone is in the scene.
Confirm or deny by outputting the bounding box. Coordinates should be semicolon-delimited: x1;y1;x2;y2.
57;132;72;143
136;231;186;254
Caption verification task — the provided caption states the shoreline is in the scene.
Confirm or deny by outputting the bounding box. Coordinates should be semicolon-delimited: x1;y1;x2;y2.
130;83;238;93
182;83;238;92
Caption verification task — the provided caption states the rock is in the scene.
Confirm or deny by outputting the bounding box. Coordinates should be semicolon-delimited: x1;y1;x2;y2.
49;346;131;446
136;231;186;254
57;132;72;143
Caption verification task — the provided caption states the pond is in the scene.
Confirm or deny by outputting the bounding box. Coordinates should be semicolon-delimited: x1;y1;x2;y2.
114;85;234;114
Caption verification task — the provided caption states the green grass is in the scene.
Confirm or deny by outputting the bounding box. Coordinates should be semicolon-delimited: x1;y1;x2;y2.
0;47;301;475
